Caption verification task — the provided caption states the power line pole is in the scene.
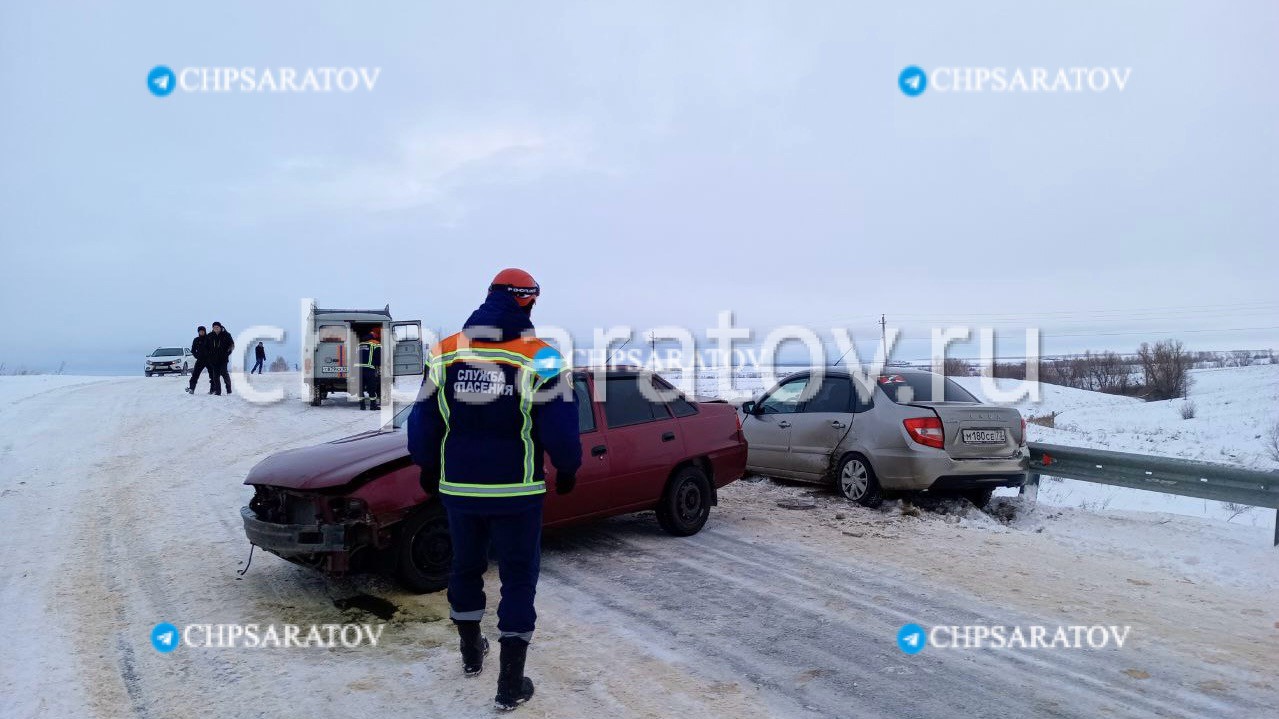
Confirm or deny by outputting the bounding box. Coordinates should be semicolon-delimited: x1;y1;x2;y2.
879;314;887;359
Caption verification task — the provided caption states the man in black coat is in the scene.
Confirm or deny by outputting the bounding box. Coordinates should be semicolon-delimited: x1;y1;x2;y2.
185;326;209;395
206;321;235;395
252;342;267;374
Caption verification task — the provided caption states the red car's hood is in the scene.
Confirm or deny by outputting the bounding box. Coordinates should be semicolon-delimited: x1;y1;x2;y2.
244;429;410;490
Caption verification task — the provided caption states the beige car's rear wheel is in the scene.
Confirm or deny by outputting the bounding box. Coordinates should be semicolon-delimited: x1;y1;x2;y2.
838;455;883;508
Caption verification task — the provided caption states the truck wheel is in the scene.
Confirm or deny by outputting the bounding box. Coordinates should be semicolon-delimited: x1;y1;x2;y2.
656;466;712;537
837;454;883;508
395;503;450;593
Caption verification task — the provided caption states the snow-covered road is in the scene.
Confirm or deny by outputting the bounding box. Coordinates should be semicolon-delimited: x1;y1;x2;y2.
1;373;1275;718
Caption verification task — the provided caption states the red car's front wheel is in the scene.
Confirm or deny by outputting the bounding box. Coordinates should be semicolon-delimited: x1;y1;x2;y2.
395;503;451;593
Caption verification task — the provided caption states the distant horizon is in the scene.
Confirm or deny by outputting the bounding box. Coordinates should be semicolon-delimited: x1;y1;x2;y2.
8;340;1274;377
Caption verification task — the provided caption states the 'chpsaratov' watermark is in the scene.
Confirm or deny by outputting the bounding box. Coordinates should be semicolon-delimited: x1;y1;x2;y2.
897;623;1132;654
898;66;1132;96
148;65;381;96
151;622;386;651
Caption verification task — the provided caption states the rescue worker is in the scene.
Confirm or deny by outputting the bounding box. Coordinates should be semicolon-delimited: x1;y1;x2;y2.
185;326;209;394
251;342;266;374
206;321;234;395
356;329;382;410
407;268;581;712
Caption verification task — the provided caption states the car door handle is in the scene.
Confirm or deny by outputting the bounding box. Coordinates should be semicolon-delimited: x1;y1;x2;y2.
777;421;791;429
591;444;608;457
661;431;676;442
831;420;846;429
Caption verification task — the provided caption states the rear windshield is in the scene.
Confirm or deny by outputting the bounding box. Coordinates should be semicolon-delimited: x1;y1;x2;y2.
877;374;977;404
152;348;183;356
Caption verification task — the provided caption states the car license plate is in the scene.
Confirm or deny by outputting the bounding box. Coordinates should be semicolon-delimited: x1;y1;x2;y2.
962;429;1006;444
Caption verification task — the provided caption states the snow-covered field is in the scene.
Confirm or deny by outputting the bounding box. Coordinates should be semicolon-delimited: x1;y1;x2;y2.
954;365;1279;530
959;364;1279;472
1;370;1276;718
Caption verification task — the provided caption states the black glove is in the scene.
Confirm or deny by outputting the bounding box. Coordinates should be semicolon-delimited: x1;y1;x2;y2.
420;467;440;496
555;471;576;495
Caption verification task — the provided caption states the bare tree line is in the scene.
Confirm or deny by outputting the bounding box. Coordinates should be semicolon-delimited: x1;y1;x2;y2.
967;342;1274;401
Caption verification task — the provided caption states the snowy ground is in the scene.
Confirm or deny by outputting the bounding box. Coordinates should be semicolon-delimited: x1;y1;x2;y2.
1;371;1276;718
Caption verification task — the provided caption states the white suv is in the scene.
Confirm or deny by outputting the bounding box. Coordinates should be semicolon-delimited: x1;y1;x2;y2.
145;347;194;376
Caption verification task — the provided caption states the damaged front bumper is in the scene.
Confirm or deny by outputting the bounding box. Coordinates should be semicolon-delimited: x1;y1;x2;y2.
240;506;348;553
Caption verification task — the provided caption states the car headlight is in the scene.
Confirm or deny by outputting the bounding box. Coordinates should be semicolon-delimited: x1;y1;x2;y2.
328;497;368;521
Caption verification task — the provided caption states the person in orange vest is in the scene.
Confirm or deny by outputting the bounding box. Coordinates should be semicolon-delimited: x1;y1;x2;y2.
407;268;581;711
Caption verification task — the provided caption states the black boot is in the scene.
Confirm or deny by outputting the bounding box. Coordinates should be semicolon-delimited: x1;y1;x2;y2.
359;398;367;411
494;637;534;711
370;400;380;411
456;621;489;677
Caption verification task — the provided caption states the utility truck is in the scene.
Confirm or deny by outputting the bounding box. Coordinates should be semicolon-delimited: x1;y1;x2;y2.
302;302;423;407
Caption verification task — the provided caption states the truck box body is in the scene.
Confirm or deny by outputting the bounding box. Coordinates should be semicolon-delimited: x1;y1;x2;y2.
302;301;423;406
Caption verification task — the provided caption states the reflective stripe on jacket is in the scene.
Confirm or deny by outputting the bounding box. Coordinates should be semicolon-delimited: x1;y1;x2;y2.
407;292;582;503
357;341;381;369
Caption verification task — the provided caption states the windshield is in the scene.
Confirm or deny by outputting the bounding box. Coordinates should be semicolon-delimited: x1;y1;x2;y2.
877;373;977;404
151;348;183;357
391;404;413;429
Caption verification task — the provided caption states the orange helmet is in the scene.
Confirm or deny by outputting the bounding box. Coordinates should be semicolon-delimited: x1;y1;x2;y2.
489;268;540;307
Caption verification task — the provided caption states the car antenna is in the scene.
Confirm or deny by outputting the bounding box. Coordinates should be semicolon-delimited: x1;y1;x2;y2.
607;338;631;366
834;343;857;366
835;314;885;366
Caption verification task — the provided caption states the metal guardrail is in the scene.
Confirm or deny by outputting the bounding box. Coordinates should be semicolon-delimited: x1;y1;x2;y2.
1023;442;1279;546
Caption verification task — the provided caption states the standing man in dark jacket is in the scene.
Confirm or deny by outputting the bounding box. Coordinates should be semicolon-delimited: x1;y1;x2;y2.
408;268;581;712
356;329;382;410
185;326;209;395
206;321;235;395
251;342;267;374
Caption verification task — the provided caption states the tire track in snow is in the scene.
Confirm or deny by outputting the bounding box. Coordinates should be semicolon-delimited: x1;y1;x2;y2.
540;517;1269;719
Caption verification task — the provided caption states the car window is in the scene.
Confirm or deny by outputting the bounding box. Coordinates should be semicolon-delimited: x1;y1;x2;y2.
602;375;670;427
877;374;977;403
852;380;875;413
574;377;596;432
802;376;851;413
669;395;698;417
153;348;183;357
760;376;808;414
392;323;420;342
651;374;698;417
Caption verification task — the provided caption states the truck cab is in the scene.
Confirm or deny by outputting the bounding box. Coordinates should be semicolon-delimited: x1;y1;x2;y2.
303;302;423;407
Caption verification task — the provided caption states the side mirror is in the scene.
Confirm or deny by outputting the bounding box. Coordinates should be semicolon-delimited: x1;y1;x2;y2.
741;400;757;416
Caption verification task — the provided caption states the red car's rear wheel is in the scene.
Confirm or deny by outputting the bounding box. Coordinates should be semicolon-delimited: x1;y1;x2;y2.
656;466;712;537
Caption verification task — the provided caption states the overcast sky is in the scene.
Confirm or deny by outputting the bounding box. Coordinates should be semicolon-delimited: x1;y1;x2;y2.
1;1;1276;373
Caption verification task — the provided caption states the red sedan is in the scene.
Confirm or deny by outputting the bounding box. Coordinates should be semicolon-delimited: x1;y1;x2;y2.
241;368;747;592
